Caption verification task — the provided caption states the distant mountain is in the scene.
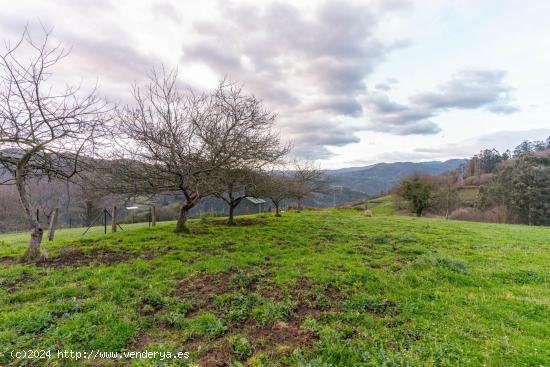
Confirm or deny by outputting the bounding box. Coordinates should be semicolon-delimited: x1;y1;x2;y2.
326;159;468;195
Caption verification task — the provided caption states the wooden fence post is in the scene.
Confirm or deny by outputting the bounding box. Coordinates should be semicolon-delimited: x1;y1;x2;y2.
152;206;157;227
112;206;117;233
47;208;59;241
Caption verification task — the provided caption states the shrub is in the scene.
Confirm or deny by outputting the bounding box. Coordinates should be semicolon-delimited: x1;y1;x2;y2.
189;313;226;339
231;335;253;359
252;299;295;326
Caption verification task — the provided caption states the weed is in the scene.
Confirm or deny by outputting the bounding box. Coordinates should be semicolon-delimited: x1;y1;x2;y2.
372;235;391;244
231;335;253;359
187;313;226;339
433;255;470;274
252;299;295;326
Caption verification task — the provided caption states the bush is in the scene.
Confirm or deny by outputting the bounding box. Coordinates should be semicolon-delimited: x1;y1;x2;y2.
188;313;226;339
252;299;295;326
231;335;253;359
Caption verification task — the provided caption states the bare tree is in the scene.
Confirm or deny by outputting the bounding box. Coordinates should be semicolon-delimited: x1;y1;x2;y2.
113;72;286;232
209;79;289;224
290;160;328;212
433;171;461;218
0;26;110;259
259;171;295;217
212;168;262;225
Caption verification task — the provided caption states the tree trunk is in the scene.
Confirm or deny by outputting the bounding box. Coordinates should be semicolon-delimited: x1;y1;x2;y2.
275;202;281;217
85;200;94;226
151;206;157;227
228;204;236;225
227;197;244;225
176;204;190;233
111;206;117;233
296;198;303;213
48;208;59;241
16;175;43;259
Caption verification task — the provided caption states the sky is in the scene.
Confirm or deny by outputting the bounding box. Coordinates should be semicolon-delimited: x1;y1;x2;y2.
0;0;549;168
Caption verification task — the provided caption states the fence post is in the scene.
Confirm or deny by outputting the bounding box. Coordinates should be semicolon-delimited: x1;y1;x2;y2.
104;209;107;234
47;208;59;241
152;206;157;227
112;206;117;233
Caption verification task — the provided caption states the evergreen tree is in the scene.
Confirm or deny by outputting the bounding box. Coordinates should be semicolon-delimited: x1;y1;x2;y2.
401;175;433;217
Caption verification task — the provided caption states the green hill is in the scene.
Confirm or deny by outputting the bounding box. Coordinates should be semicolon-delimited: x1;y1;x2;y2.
0;211;549;366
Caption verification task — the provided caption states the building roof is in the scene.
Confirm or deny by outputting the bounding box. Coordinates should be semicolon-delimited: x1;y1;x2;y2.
246;197;266;204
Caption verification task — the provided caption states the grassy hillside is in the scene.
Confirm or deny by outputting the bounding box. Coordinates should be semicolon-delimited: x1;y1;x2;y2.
457;186;480;204
0;211;549;366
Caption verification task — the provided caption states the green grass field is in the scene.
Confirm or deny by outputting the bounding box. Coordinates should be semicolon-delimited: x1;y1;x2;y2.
457;186;480;204
0;210;549;366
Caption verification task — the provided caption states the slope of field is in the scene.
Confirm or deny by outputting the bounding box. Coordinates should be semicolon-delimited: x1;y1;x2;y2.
0;211;549;366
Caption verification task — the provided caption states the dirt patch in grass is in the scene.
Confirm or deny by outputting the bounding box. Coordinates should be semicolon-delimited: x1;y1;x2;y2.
170;273;337;365
177;272;234;296
34;247;161;267
208;219;268;227
0;256;18;266
198;344;232;367
175;268;277;314
249;321;317;352
1;271;37;293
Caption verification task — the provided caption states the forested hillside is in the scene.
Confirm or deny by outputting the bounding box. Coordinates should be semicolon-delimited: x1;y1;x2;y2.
327;159;468;195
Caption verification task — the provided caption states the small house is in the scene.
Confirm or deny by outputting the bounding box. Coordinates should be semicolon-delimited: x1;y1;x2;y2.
234;197;268;215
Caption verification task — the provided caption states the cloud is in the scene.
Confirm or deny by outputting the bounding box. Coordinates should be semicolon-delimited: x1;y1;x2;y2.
180;0;409;157
67;36;156;82
363;129;550;164
183;44;242;73
363;69;517;136
375;83;391;91
182;1;403;100
282;118;361;159
306;96;363;117
410;69;518;113
374;77;398;91
414;129;550;157
363;92;441;135
151;2;183;23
